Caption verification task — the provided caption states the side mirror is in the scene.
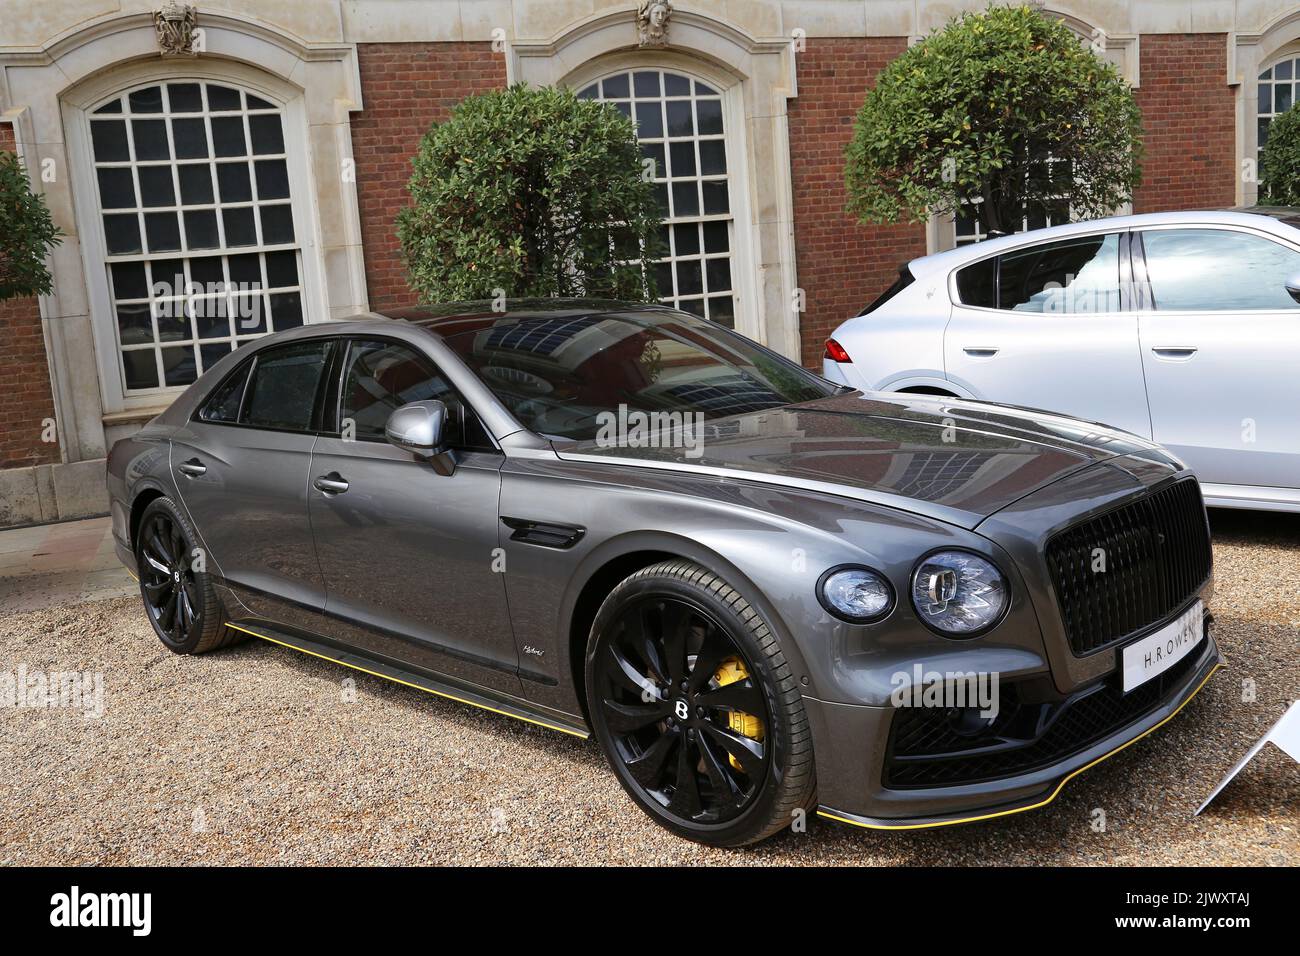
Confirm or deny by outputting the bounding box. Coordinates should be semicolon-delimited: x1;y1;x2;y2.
1286;273;1300;306
385;400;446;459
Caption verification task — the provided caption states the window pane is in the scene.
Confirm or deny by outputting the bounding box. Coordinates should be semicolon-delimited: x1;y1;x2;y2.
269;291;304;329
172;118;208;159
137;165;175;207
217;162;252;202
111;261;150;300
199;341;233;373
249;115;285;155
699;139;726;175
207;85;242;111
91;121;130;162
227;252;261;287
955;257;998;308
665;101;693;137
167;83;203;113
131;120;169;160
222;207;257;246
200;360;250;422
997;233;1121;312
162;345;198;386
259;204;295;244
341;340;452;440
669;141;696;177
104;214;142;255
634;100;663;138
122;350;159;390
633;71;661;98
265;250;298;288
144;212;182;252
254;159;290;199
183;209;220;250
211;117;247;157
97;167;137;209
178;164;214;204
1142;229;1300;311
192;296;229;339
116;303;153;345
128;86;164;113
243;340;330;431
696;100;723;135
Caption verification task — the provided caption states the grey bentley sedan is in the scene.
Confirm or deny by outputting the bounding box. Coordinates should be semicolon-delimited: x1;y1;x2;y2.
107;300;1221;846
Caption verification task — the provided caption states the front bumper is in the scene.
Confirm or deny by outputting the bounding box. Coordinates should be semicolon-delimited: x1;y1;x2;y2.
808;628;1221;830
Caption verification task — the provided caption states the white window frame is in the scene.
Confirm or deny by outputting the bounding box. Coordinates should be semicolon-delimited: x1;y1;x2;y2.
64;60;327;415
563;53;761;345
1256;51;1300;187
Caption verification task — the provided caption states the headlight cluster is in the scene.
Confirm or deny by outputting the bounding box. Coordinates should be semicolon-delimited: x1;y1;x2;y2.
910;551;1007;636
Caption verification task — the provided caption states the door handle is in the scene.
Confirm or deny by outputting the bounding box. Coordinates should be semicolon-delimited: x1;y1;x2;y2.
177;459;206;477
313;473;350;495
962;347;999;357
1151;347;1198;359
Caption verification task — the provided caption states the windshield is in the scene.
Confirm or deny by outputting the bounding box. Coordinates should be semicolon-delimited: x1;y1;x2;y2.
441;309;837;441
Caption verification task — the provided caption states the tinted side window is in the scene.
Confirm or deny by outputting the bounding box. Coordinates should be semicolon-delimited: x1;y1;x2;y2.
859;266;915;315
1141;228;1300;311
199;359;251;423
242;340;331;432
339;339;493;449
997;233;1121;313
955;257;997;308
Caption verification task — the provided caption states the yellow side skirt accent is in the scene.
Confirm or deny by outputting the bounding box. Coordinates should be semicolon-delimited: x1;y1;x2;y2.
819;661;1223;832
224;622;589;739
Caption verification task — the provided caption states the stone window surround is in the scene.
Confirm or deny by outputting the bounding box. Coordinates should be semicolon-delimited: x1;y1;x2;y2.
1233;9;1300;207
509;7;801;361
0;10;366;464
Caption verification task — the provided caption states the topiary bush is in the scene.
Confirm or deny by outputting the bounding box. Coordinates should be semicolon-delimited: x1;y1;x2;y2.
844;3;1143;236
396;84;662;302
1260;102;1300;206
0;151;61;300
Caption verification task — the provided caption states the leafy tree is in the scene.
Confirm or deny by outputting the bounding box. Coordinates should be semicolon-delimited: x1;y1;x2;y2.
844;3;1143;237
1260;102;1300;206
0;151;61;300
397;84;662;302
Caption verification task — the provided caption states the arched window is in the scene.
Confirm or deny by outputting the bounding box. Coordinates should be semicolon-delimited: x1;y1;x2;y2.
86;80;307;395
578;69;737;328
1258;54;1300;179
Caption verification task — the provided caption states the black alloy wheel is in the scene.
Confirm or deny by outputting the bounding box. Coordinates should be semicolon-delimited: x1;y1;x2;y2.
587;560;816;847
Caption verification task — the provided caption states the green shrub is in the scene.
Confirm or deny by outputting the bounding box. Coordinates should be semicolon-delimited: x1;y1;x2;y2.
0;151;61;300
396;84;662;302
844;3;1143;235
1260;103;1300;205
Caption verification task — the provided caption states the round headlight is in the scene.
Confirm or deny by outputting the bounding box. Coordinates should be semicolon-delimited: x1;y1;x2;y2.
910;551;1007;636
818;566;895;623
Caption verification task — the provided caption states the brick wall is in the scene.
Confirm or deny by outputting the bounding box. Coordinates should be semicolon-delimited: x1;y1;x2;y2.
0;122;58;471
1133;34;1237;212
350;43;506;311
788;37;928;368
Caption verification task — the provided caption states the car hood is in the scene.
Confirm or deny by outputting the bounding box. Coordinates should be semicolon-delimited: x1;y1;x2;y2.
551;392;1175;529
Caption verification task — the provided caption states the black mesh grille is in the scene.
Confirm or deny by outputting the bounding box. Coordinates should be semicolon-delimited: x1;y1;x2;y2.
884;646;1206;789
1045;479;1212;656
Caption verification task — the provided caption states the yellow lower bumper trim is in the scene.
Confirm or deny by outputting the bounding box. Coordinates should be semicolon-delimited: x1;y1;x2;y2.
819;660;1223;832
225;622;589;739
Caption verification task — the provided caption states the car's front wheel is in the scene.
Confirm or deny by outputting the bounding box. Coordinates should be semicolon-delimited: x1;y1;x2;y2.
135;496;241;654
585;559;816;847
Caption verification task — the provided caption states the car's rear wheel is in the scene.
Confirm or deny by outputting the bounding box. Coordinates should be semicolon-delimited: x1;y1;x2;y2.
135;496;241;654
585;559;816;847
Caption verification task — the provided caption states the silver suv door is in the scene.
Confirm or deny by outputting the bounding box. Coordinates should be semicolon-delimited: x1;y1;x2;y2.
1133;225;1300;490
170;338;334;633
307;337;521;695
943;231;1152;437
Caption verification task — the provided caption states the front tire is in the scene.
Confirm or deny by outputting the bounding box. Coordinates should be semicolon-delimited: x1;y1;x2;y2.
135;496;240;654
585;560;816;847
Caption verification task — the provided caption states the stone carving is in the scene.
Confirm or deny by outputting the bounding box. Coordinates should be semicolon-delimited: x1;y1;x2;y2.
637;0;673;48
154;2;199;56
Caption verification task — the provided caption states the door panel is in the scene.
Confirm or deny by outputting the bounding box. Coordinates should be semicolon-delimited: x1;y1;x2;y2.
170;339;333;632
945;232;1151;437
171;425;325;632
308;439;519;694
1135;227;1300;487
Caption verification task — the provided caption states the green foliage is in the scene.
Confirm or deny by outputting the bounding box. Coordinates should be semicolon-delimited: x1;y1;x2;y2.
0;151;61;300
396;84;662;302
844;3;1144;236
1260;103;1300;206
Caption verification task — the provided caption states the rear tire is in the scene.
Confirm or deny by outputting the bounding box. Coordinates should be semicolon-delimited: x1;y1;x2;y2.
585;559;816;847
135;496;242;654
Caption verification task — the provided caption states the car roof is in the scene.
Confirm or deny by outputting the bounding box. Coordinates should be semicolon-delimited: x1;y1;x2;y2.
376;298;677;337
908;207;1300;278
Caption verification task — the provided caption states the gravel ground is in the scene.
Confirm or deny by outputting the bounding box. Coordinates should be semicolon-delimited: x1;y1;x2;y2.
1;509;1295;866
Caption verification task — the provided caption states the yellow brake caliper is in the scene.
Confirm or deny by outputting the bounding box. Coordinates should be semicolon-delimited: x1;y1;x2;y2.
712;657;764;772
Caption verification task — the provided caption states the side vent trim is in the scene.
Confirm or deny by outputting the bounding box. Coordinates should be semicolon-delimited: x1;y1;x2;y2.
500;517;586;549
